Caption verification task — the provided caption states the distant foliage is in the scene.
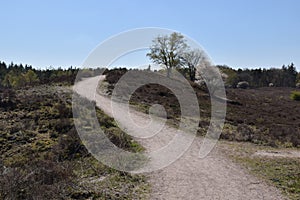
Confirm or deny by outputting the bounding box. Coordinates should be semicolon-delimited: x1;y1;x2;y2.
219;63;298;88
290;91;300;101
24;69;39;85
104;68;127;85
0;61;78;88
296;73;300;84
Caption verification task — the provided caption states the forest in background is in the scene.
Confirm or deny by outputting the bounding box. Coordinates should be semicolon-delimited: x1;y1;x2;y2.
1;61;299;90
218;63;299;88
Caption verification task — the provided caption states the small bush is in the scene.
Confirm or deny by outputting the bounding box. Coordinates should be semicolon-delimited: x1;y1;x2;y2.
237;81;249;89
290;91;300;101
0;155;74;199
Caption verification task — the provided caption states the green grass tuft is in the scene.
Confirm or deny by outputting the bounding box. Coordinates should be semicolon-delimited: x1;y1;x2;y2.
290;91;300;101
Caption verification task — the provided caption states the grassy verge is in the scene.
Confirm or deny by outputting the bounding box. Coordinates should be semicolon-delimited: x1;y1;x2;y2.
219;141;300;200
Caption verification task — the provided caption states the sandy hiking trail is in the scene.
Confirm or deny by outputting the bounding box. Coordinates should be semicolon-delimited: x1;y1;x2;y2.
74;76;286;200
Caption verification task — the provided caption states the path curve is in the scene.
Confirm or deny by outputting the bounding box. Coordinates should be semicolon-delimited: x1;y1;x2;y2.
74;76;286;200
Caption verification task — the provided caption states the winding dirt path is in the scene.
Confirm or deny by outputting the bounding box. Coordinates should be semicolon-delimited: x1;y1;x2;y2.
74;76;286;200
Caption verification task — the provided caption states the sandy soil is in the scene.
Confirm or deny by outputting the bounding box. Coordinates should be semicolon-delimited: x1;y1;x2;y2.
254;150;300;159
74;76;286;200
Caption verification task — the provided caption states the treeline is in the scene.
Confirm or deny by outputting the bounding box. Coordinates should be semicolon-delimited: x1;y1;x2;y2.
219;63;300;88
0;61;79;88
1;60;299;89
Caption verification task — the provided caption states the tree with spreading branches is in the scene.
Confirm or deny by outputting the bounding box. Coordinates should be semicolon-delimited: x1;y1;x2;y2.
147;32;188;77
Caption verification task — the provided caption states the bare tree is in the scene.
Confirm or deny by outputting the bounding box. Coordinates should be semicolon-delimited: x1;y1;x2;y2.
181;49;205;82
195;58;226;98
147;32;188;77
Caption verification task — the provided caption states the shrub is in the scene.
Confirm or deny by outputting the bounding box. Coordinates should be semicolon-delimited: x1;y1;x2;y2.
237;81;249;89
54;127;88;161
0;155;74;199
290;91;300;101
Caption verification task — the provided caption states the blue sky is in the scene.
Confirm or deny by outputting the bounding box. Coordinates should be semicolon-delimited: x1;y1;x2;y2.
0;0;299;70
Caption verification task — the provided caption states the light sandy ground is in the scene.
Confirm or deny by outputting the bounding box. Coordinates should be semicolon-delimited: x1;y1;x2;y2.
74;76;286;200
254;150;300;159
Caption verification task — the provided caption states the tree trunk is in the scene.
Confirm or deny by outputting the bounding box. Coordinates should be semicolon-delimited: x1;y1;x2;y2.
189;65;195;82
167;68;171;78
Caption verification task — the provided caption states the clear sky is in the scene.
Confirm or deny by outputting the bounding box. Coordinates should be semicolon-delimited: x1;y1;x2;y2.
0;0;299;70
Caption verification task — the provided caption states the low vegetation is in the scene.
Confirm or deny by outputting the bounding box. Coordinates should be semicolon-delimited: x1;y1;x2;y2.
103;68;300;148
0;85;149;199
219;141;300;200
290;91;300;101
225;88;300;147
